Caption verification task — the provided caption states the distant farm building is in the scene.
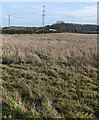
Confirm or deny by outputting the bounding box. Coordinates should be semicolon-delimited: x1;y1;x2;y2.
49;29;57;32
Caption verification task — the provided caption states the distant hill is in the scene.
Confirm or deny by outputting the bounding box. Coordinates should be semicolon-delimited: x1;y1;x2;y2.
2;22;99;34
45;22;98;34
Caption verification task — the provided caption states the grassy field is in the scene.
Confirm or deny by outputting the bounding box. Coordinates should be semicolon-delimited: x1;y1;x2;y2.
1;33;98;119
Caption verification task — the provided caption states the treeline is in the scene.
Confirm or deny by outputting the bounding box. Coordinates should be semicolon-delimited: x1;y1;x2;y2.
1;22;99;34
1;29;58;34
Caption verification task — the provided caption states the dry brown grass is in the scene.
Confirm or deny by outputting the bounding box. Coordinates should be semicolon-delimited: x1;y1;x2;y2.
2;33;97;64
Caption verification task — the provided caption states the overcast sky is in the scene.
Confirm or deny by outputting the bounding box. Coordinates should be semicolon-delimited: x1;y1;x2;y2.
1;2;97;27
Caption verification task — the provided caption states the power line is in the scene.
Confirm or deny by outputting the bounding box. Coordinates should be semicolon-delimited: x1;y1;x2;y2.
3;6;46;27
42;5;45;32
